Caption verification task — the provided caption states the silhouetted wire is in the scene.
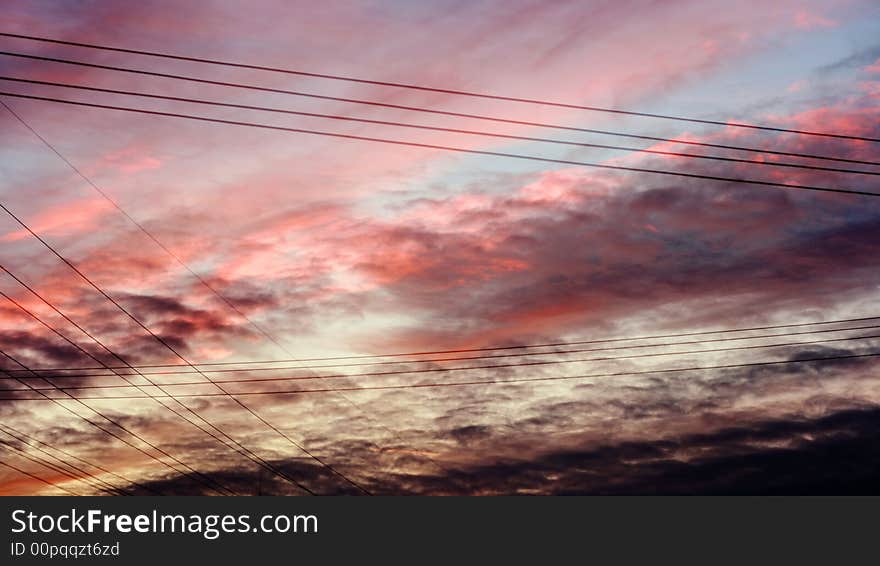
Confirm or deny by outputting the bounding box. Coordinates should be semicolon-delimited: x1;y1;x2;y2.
0;51;876;168
7;331;878;393
0;426;128;495
1;93;877;199
0;437;98;495
3;77;877;177
0;100;448;488
1;32;877;142
6;314;879;374
0;422;132;494
3;351;876;400
7;321;879;381
0;279;312;495
0;203;368;495
0;359;168;495
0;349;226;495
0;457;80;495
1;98;449;482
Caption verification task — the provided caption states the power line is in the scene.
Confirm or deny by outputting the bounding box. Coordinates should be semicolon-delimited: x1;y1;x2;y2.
0;361;167;494
0;433;117;495
4;350;876;401
0;350;226;495
0;286;240;495
0;438;89;495
6;321;880;382
0;203;369;495
0;98;290;358
0;457;80;495
8;331;878;394
0;266;316;496
2;32;877;143
5;313;879;375
0;276;312;495
0;426;127;495
1;51;876;168
0;422;134;494
4;76;877;177
2;92;878;200
1;99;443;488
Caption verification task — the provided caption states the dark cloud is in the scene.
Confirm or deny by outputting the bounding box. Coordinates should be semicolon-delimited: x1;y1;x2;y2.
393;406;880;494
816;43;880;74
449;425;493;445
130;406;880;495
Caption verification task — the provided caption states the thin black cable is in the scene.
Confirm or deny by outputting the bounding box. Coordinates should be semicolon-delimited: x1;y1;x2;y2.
0;426;125;495
0;267;314;495
4;351;877;400
0;457;79;495
0;203;369;495
1;32;876;142
0;437;93;495
0;288;239;496
0;281;311;495
11;331;878;394
3;77;877;177
0;359;168;494
0;51;876;168
0;350;227;495
7;314;880;375
0;427;126;495
0;99;436;484
2;99;297;367
2;92;877;200
0;422;131;494
7;321;879;383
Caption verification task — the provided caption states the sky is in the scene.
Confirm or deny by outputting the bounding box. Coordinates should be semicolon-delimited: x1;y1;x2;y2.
0;0;879;495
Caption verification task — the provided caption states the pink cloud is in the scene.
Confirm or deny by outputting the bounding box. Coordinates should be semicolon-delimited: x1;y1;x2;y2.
793;10;837;29
0;197;113;242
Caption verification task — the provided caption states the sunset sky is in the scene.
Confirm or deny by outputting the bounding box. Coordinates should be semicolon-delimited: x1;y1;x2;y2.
1;0;879;495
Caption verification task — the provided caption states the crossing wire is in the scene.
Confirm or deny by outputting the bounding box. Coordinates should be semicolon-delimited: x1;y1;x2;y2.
0;279;312;495
0;358;170;495
3;77;877;177
7;331;877;394
0;201;370;496
1;51;877;168
0;351;229;495
1;97;450;482
3;351;877;400
0;457;79;495
1;32;877;142
0;422;132;494
1;92;878;199
6;320;880;382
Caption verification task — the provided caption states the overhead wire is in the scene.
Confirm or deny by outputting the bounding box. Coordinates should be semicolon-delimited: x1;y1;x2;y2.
5;330;877;394
1;32;877;142
0;201;370;495
0;278;312;495
0;457;80;495
1;92;877;199
3;350;877;401
0;356;170;495
5;313;879;374
0;422;133;494
0;51;877;168
0;350;231;495
4;320;879;381
2;76;877;177
0;97;466;483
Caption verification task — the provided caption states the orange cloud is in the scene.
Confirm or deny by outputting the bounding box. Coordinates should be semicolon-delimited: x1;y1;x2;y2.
0;197;113;242
793;10;837;29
